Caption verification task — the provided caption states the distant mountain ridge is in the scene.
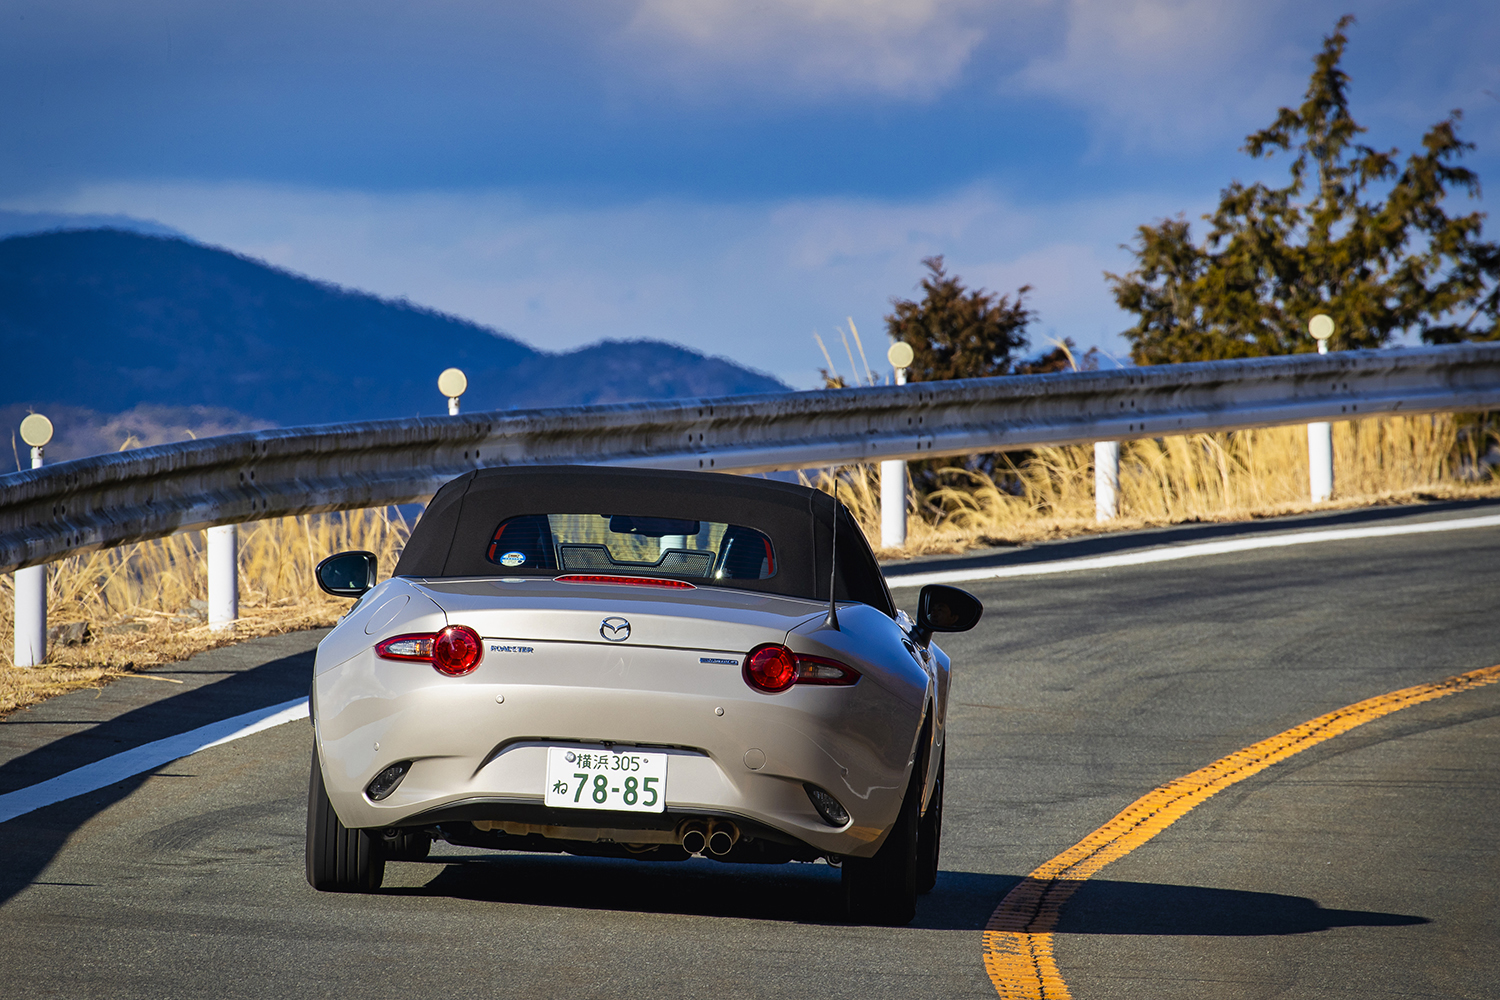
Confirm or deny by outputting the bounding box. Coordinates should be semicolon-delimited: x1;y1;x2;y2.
0;210;189;242
0;230;785;440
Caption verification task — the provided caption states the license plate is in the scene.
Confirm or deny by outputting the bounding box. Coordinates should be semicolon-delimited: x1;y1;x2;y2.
544;747;668;813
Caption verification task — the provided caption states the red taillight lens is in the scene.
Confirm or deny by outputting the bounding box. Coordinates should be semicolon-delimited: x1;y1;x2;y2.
375;626;482;676
375;633;435;661
745;644;798;693
743;644;860;693
433;625;483;676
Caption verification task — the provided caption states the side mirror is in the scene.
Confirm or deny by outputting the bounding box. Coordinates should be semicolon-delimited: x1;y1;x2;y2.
914;584;983;646
316;550;378;598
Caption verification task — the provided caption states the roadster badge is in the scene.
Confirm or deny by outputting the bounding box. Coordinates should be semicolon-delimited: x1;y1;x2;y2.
600;617;631;642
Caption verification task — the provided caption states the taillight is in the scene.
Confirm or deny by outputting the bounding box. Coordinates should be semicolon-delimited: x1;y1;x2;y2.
745;644;798;693
375;625;483;676
433;625;482;675
791;653;861;685
375;633;435;661
743;644;859;693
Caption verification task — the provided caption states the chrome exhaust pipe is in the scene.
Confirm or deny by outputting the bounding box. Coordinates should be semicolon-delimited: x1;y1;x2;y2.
678;820;708;856
706;819;739;856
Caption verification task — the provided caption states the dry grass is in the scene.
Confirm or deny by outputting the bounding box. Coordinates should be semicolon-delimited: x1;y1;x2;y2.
0;509;409;718
816;414;1500;558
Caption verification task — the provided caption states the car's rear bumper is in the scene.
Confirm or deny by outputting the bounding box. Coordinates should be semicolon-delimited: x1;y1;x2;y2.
312;642;919;858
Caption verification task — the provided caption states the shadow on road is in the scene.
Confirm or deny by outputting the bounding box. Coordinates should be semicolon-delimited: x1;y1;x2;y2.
384;855;1426;934
1057;878;1429;935
385;853;1012;927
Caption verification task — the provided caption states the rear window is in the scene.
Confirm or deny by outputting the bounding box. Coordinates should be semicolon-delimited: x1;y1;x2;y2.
485;514;776;581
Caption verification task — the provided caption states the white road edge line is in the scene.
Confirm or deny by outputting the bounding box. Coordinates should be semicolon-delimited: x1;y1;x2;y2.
885;512;1500;588
0;696;309;825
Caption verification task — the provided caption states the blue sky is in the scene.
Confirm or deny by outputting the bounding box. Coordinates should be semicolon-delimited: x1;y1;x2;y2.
3;0;1498;388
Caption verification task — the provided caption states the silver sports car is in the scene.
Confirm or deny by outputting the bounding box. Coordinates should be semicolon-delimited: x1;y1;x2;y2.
306;466;981;924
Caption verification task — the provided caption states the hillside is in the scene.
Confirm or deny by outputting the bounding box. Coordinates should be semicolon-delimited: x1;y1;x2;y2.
0;230;785;446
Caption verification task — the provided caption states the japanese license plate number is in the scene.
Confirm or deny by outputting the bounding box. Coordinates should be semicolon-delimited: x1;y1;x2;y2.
544;747;668;813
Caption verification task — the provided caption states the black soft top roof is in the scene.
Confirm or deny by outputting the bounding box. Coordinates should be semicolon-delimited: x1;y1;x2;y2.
393;466;895;618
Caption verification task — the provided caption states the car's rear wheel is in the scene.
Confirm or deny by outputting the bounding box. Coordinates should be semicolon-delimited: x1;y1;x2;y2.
916;749;944;895
306;751;385;892
842;756;922;926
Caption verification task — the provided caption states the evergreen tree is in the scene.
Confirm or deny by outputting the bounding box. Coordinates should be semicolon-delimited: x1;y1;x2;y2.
1108;16;1500;363
886;256;1033;380
883;256;1040;499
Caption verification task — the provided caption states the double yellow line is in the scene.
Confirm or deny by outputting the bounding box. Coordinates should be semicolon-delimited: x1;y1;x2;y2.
982;664;1500;999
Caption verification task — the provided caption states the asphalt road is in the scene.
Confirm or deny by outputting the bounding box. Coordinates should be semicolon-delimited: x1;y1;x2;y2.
2;502;1497;999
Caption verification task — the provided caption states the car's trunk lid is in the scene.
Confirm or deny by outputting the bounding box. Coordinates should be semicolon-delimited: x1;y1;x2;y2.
411;577;826;653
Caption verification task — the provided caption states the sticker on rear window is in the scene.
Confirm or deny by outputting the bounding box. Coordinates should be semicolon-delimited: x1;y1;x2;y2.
499;550;527;567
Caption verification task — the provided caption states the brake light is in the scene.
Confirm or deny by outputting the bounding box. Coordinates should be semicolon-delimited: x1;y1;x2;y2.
433;625;483;676
554;575;696;590
743;644;859;693
375;625;483;676
745;644;798;693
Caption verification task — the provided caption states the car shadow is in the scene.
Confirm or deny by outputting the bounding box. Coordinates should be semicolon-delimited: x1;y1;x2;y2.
386;855;1427;933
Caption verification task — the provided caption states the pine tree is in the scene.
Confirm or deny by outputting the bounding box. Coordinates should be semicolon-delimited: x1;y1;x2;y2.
1108;16;1500;363
886;257;1033;380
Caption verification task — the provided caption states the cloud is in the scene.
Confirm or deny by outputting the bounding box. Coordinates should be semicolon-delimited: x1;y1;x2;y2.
14;181;1188;387
619;0;997;99
1010;0;1308;150
1;0;1491;202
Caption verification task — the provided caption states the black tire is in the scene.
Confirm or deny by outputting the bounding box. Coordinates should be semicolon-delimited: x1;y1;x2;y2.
842;756;922;926
306;752;386;892
916;749;944;895
383;828;432;861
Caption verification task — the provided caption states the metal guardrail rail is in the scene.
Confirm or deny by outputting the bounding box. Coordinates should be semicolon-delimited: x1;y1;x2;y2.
4;343;1500;574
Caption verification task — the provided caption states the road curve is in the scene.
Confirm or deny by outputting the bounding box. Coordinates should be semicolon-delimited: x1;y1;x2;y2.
2;502;1497;999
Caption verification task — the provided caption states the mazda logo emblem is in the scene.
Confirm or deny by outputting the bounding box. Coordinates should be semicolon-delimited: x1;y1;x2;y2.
600;617;631;642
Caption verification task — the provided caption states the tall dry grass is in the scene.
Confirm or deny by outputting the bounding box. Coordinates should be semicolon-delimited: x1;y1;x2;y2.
0;509;409;716
819;414;1498;554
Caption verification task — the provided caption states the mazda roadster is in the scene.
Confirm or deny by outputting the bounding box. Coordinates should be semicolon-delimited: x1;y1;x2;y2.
306;466;981;924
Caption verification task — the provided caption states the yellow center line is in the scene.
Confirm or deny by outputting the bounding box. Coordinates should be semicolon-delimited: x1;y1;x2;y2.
981;663;1500;1000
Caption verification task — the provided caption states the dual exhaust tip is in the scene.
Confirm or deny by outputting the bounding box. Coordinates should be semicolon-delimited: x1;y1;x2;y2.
678;819;738;857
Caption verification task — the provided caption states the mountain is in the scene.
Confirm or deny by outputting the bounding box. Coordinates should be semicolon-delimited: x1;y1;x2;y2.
0;210;188;242
0;230;785;448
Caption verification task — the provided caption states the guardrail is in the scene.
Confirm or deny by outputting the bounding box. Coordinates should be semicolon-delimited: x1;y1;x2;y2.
6;343;1500;580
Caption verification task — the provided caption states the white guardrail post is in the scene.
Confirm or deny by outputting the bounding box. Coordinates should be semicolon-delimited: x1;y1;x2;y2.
13;414;53;666
207;524;238;630
880;344;914;549
1094;441;1120;521
1308;315;1336;503
1307;422;1334;502
880;459;906;548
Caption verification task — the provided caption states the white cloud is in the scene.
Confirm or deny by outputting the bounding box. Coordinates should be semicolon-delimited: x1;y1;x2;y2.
619;0;996;98
13;181;1192;387
614;0;1359;149
1010;0;1319;150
